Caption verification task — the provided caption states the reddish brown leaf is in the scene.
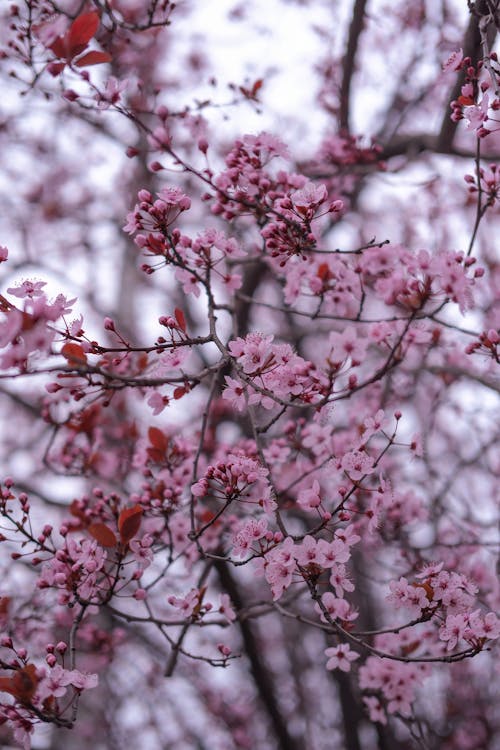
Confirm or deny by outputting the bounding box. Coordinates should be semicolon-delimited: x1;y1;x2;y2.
75;50;112;67
0;664;38;703
317;262;330;280
61;342;87;365
118;505;143;544
88;523;117;548
70;500;86;521
174;307;187;333
148;426;168;453
146;447;165;464
68;12;100;52
12;664;38;703
251;78;263;96
0;676;15;697
173;387;186;400
47;61;66;76
48;37;66;58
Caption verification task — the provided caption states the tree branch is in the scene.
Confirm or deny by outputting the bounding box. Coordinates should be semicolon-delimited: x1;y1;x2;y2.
437;0;497;153
215;560;302;750
339;0;369;131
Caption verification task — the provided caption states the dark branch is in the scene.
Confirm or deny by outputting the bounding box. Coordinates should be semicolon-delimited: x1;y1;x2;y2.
215;560;302;750
339;0;369;131
437;0;497;152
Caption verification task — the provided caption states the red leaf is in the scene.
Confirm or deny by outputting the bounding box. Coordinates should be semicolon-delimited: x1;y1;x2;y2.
173;387;186;400
12;664;38;703
118;505;143;544
316;262;331;281
148;426;168;453
74;50;112;67
48;37;66;58
61;342;87;365
68;12;100;52
0;676;15;697
146;447;165;464
251;78;263;96
88;523;117;548
0;665;38;703
47;61;66;76
174;307;187;333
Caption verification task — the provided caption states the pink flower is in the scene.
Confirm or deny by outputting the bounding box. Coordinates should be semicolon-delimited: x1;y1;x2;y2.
147;391;170;415
129;534;154;571
467;610;500;641
324;643;360;672
7;280;46;298
316;592;358;623
218;594;236;623
297;480;321;510
229;332;274;375
295;535;325;566
168;589;199;617
341;450;375;481
96;76;128;109
232;518;268;558
175;268;201;297
335;525;361;547
439;613;468;650
328;327;367;366
363;696;387;725
37;665;70;700
329;564;355;597
291;182;328;219
317;538;350;566
66;669;99;690
223;376;247;411
410;433;423;457
442;48;463;72
464;94;489;131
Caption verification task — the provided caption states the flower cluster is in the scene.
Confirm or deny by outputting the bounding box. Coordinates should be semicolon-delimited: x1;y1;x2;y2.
210;132;290;220
0;284;76;371
224;332;327;410
447;53;500;138
261;183;343;266
464;327;499;361
192;453;274;513
123;187;191;253
360;653;430;722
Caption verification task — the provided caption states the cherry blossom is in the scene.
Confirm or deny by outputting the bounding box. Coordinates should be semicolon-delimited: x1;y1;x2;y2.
0;2;498;747
324;644;360;672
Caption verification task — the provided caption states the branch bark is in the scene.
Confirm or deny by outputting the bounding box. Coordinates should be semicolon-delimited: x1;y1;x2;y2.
339;0;369;131
215;560;303;750
437;0;497;153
